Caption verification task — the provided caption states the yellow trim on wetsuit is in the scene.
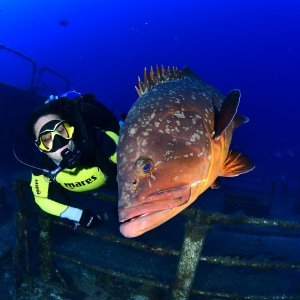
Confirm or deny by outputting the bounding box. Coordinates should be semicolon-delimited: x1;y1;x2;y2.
30;174;68;216
56;166;107;192
104;130;119;163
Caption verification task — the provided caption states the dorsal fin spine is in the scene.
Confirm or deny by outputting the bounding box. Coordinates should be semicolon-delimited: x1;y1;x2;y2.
135;65;191;96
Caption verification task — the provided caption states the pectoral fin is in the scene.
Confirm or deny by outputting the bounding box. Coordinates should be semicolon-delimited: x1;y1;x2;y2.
214;90;241;139
220;150;255;177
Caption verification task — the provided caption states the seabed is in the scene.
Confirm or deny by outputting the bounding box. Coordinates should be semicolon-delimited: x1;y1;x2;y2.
1;174;300;300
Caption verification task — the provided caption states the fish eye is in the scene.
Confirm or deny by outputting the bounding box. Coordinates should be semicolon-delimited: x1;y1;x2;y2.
135;157;154;174
143;162;152;172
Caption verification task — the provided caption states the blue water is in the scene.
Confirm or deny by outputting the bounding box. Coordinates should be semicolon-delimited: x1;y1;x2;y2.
1;1;300;297
1;0;299;177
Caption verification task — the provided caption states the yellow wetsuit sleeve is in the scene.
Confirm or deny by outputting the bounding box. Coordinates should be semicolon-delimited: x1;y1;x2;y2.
105;130;119;164
30;173;68;217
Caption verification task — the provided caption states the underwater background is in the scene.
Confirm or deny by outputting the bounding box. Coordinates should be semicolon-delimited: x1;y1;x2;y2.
1;0;299;175
1;0;300;299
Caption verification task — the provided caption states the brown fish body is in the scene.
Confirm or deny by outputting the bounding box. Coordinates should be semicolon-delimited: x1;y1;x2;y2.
117;67;253;238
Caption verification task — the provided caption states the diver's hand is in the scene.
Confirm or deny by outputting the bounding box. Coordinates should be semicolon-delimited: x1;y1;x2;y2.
79;210;108;228
68;220;81;231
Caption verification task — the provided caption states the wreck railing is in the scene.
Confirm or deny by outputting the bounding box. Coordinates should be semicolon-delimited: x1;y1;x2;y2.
36;66;70;94
0;44;70;93
14;180;300;299
0;44;37;90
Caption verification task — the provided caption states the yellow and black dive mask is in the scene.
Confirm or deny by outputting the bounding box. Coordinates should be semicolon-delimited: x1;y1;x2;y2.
35;120;74;152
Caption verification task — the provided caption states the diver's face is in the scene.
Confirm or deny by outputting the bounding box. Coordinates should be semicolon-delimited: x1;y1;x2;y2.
34;114;71;162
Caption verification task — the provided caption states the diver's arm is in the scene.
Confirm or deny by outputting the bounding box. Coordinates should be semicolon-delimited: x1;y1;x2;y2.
30;173;83;221
30;173;105;227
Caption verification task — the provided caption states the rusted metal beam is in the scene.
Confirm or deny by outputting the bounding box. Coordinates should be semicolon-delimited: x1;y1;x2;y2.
53;220;180;256
13;179;33;296
200;255;300;270
182;208;300;230
39;214;54;281
54;252;299;300
170;222;208;300
54;252;169;290
53;220;300;270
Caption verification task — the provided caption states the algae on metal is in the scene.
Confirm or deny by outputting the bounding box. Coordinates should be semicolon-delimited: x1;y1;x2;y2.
170;221;208;300
13;179;33;296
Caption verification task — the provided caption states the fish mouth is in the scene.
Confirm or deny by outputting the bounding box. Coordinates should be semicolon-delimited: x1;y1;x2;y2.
118;185;191;238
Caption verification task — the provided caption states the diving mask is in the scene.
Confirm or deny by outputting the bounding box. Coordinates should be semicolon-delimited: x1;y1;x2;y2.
35;120;74;152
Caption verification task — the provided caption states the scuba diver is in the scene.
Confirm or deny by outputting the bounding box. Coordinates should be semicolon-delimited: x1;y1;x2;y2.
14;91;120;229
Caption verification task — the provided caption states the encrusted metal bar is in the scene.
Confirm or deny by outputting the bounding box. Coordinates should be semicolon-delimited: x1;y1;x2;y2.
200;255;300;270
39;214;54;281
182;208;300;230
13;179;33;294
53;220;180;256
54;252;169;290
53;220;300;270
190;289;300;299
170;222;208;300
54;251;298;300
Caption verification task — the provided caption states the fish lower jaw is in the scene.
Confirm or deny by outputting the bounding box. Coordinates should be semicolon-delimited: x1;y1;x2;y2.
119;208;174;238
120;210;161;224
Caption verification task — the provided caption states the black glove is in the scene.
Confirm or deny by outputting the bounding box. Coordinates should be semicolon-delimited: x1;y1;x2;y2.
79;210;108;229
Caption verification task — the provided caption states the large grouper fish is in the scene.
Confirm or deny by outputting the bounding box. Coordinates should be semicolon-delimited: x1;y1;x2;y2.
117;66;254;238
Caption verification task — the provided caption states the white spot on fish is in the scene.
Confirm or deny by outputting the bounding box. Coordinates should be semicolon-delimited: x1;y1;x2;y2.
190;133;201;142
129;127;137;137
165;125;171;134
173;111;185;118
